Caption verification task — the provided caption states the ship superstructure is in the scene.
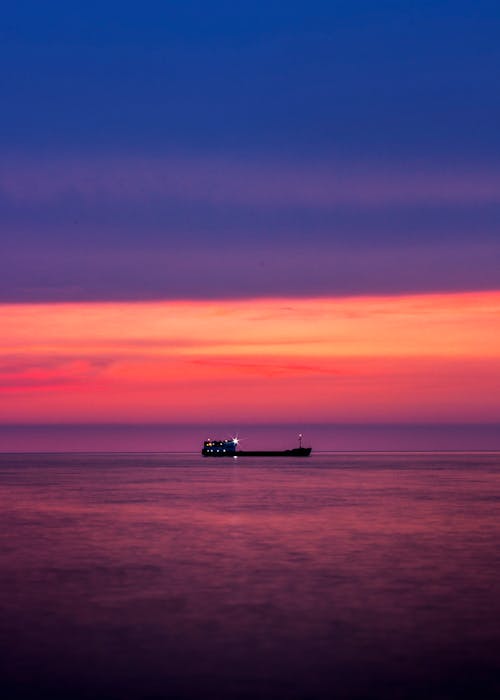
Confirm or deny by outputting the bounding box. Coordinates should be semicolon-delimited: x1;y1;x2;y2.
202;438;238;456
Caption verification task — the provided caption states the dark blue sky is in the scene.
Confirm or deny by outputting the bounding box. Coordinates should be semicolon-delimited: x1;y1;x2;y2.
3;1;500;158
1;1;500;301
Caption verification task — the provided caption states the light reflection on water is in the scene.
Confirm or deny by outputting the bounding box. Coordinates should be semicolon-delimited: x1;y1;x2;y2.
1;452;500;699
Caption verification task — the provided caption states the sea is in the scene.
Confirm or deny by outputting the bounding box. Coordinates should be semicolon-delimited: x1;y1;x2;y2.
1;451;500;700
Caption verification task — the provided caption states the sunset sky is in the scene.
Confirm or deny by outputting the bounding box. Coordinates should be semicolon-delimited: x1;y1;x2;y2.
1;2;500;449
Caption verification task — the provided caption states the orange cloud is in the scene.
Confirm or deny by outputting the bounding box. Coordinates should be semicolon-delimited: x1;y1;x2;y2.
1;291;500;423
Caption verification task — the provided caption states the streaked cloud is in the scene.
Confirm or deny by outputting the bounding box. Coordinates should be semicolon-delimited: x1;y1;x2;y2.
2;154;499;303
1;240;499;303
1;291;499;423
2;157;500;208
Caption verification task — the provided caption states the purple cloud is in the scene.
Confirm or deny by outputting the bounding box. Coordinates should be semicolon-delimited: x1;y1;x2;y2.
2;156;500;207
1;155;499;302
1;240;499;303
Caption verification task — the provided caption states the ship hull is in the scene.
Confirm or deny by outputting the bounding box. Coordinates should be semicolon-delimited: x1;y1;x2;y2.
202;447;312;457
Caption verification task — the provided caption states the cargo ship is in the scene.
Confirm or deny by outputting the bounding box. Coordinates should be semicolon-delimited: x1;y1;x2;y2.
201;435;312;457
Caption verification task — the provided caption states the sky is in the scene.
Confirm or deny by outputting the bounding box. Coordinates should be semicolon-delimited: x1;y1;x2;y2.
1;1;500;449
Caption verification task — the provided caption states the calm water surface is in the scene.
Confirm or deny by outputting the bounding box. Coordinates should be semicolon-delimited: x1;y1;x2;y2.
1;452;500;699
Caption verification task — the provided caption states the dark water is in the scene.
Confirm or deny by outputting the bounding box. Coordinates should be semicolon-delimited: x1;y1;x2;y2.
1;452;500;700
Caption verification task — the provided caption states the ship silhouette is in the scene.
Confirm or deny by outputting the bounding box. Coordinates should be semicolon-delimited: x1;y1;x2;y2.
202;434;311;457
